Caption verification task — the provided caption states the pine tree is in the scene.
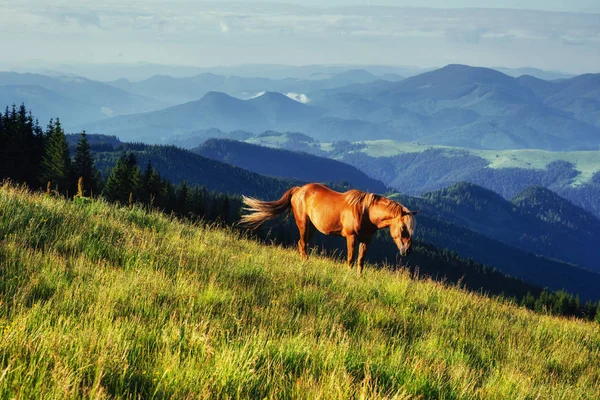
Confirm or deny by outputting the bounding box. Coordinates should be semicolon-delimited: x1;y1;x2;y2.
176;181;192;215
141;160;163;205
0;104;44;186
72;131;99;196
103;152;141;204
40;118;71;193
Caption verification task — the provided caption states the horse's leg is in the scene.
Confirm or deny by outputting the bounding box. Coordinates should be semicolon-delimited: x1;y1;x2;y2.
305;220;316;251
293;209;309;260
299;219;316;260
357;240;371;275
346;234;356;269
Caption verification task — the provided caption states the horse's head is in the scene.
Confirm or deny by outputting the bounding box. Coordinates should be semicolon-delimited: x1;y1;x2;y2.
390;209;418;257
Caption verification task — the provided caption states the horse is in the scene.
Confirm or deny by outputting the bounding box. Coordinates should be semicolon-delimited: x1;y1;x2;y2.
239;183;418;274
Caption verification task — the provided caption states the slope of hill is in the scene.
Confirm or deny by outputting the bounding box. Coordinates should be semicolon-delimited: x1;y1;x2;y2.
311;65;600;149
379;199;600;300
374;64;535;110
246;92;325;127
79;136;600;297
1;185;599;398
512;186;600;233
325;139;600;219
495;67;574;81
544;73;600;128
73;64;600;149
107;69;393;106
91;143;301;199
407;183;600;273
80;92;324;143
0;72;165;129
0;85;100;126
194;139;386;192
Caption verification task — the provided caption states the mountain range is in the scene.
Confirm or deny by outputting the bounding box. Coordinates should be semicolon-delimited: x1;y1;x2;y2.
80;91;327;142
399;183;600;274
4;64;600;151
107;69;402;106
194;139;386;193
0;72;164;127
309;64;600;149
74;64;600;150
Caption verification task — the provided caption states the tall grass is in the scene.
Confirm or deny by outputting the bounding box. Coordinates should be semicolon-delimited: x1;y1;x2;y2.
1;184;599;399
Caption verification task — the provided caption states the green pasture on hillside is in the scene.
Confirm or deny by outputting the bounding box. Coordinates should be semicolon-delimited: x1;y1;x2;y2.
1;185;599;399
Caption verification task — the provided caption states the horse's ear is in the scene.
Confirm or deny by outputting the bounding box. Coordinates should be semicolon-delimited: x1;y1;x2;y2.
411;210;420;216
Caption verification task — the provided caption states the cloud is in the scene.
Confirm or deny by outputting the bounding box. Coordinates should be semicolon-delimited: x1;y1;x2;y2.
445;28;489;44
220;21;230;33
286;93;310;103
1;2;599;73
52;11;102;28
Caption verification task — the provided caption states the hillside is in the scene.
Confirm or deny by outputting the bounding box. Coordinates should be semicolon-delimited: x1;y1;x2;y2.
80;92;324;143
0;72;164;129
65;64;600;150
73;136;600;298
1;185;599;398
392;210;600;301
194;139;387;192
328;140;600;219
107;70;390;106
410;183;600;273
311;64;600;149
90;142;302;199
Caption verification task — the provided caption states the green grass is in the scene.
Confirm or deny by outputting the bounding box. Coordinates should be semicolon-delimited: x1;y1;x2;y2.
242;137;600;185
1;184;599;399
246;135;293;148
353;140;600;186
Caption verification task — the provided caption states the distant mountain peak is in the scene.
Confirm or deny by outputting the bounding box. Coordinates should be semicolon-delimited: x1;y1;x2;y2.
512;186;576;208
512;186;600;230
253;91;290;100
437;181;504;198
199;91;241;103
248;91;309;107
333;69;376;80
435;64;512;80
426;181;510;209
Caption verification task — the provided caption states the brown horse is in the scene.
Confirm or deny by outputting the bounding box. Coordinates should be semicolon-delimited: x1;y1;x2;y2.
239;183;418;273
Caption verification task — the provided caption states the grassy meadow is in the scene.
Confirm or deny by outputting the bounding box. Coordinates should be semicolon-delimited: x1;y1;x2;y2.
1;183;599;399
354;140;600;186
243;136;600;185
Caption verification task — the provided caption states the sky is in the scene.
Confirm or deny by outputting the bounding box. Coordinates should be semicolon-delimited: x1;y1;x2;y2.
1;0;599;74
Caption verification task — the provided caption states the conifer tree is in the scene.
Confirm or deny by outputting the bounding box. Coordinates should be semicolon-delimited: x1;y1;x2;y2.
0;104;44;186
72;131;99;196
176;181;192;215
103;152;141;204
40;118;71;193
141;160;163;205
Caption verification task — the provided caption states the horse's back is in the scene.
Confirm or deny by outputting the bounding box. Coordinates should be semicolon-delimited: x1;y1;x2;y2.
293;183;350;235
298;183;346;207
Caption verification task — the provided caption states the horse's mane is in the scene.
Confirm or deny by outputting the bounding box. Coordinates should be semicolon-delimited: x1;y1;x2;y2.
344;189;416;235
344;190;380;213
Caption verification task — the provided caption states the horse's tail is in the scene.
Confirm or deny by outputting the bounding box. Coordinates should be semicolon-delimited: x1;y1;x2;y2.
238;187;300;230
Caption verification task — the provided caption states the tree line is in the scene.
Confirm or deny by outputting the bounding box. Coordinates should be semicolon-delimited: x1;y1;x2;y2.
1;104;599;323
0;104;237;224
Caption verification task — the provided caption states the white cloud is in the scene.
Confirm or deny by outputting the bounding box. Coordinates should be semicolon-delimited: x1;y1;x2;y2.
220;21;230;33
0;2;598;73
286;93;310;103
